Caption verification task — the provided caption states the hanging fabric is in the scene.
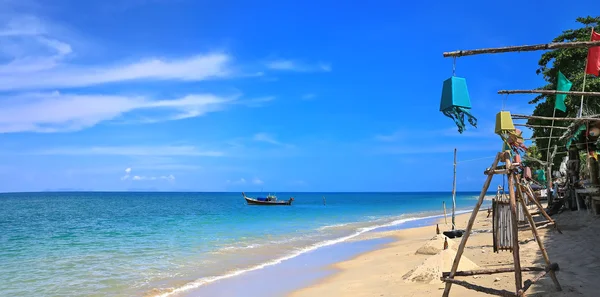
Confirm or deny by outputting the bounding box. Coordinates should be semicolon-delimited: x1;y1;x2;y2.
440;76;477;133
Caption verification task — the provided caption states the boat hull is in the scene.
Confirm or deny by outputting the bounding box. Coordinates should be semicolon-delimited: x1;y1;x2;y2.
244;197;292;205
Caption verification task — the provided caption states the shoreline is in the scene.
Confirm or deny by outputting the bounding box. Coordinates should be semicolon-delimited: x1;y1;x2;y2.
166;207;487;297
288;212;475;297
289;204;599;297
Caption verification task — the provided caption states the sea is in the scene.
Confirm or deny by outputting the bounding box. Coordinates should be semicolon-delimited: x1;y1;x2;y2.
0;192;492;297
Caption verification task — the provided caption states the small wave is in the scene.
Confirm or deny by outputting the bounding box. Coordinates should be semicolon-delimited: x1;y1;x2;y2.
316;222;353;231
152;214;444;297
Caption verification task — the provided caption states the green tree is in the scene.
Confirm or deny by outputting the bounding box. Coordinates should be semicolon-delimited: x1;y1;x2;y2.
528;16;600;166
523;144;542;170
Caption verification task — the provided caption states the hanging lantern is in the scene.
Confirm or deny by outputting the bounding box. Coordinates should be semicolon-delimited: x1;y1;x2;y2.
495;111;515;135
440;76;477;133
496;111;527;153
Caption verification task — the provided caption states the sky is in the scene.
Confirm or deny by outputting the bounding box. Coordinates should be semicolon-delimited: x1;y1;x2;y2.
0;0;593;192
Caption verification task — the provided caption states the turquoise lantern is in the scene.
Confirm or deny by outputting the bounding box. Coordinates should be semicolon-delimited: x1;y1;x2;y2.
440;76;477;133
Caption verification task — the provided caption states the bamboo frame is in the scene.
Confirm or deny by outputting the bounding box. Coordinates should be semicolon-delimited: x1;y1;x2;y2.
443;40;600;57
498;90;600;97
442;153;562;297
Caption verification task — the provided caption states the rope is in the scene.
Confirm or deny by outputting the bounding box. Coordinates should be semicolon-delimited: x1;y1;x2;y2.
456;155;497;164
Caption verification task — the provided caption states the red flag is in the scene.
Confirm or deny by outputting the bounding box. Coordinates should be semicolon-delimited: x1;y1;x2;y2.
586;29;600;76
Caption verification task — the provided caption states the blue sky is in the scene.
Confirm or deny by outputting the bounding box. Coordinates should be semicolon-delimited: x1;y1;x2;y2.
0;0;591;192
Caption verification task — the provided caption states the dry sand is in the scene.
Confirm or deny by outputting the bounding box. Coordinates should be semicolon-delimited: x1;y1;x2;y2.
289;206;600;297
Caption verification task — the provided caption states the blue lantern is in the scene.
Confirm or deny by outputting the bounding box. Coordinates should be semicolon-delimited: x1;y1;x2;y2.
440;76;477;133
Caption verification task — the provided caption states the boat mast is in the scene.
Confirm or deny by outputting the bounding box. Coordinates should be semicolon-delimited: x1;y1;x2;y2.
452;148;457;230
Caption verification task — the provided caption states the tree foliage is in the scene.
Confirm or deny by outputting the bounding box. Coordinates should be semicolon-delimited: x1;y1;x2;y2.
528;16;600;167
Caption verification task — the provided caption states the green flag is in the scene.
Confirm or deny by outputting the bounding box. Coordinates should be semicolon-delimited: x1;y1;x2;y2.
555;70;572;112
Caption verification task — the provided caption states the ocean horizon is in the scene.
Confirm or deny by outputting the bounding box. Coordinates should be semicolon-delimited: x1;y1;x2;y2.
1;191;493;297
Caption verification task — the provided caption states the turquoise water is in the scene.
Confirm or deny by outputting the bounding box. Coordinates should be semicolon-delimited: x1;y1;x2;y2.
0;192;489;297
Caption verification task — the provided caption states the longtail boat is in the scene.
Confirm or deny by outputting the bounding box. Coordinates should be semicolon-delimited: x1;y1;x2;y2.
242;192;294;205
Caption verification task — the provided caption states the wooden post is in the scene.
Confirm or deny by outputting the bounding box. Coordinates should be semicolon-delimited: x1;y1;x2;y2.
443;201;448;225
452;148;457;230
442;266;545;277
506;168;523;292
442;152;501;297
516;186;562;291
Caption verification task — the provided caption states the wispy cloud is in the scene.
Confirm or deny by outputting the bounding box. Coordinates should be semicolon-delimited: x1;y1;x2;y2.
0;91;238;133
0;15;232;91
121;167;175;181
226;177;264;185
252;132;294;147
27;145;225;156
266;59;331;72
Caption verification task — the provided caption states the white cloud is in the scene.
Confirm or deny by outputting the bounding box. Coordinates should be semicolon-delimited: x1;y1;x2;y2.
0;91;236;133
0;15;232;91
266;59;331;72
227;178;247;184
121;167;132;180
252;178;264;185
28;145;225;156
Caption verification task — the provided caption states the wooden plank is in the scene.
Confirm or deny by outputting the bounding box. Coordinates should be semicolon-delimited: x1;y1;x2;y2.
442;152;502;297
443;40;600;57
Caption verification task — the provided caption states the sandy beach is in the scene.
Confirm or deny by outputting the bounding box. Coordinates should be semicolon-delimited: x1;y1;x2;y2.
290;206;600;297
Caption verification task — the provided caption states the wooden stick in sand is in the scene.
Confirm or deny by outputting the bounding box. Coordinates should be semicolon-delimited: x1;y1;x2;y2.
443;201;448;225
442;152;502;297
516;185;562;292
452;148;457;230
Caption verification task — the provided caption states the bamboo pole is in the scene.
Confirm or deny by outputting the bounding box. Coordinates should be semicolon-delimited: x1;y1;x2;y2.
517;187;562;292
442;266;545;277
514;124;569;129
443;40;600;57
442;152;502;297
452;148;457;230
498;90;600;97
511;113;600;121
506;168;523;292
442;278;518;297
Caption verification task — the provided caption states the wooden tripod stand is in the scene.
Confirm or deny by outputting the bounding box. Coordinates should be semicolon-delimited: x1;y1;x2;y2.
441;151;562;297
